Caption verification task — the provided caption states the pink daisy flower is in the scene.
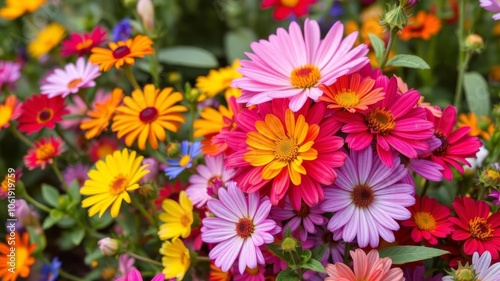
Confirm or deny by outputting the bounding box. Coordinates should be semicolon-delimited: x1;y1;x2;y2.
271;200;327;241
322;147;415;248
186;155;235;208
480;0;500;20
335;75;434;167
116;269;164;281
24;136;65;170
0;60;21;93
232;19;369;112
201;183;280;274
41;57;100;98
61;26;107;57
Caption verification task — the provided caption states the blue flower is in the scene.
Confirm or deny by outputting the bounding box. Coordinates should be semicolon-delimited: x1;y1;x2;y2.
112;18;132;42
40;257;62;281
165;141;202;179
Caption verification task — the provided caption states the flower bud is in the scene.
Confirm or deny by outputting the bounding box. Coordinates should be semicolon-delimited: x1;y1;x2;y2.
281;237;298;252
166;142;180;157
137;0;154;32
480;163;500;188
123;0;138;8
98;237;119;256
141;157;159;183
381;3;408;31
16;199;39;226
186;88;201;102
138;183;155;198
455;268;475;281
465;34;485;53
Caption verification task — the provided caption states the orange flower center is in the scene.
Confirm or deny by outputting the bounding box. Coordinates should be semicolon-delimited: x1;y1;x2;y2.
96;144;114;159
67;78;83;89
281;0;299;8
1;175;9;193
352;184;374;207
180;214;191;227
366;107;396;135
333;90;361;108
274;137;299;162
235;217;254;238
109;175;128;195
139;107;158;123
245;266;260;275
207;175;221;187
36;143;56;161
469;217;494;240
294;202;310;218
112;46;131;59
414;212;436;231
290;64;320;89
76;38;93;51
37;108;54;124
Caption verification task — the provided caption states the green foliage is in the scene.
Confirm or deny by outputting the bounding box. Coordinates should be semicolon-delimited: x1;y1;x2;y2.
158;46;219;68
224;28;257;63
463;72;491;116
369;33;385;65
386;54;431;69
41;184;60;208
378;246;449;265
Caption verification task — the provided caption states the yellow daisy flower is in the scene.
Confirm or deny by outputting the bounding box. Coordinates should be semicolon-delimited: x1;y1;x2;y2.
158;191;193;240
80;88;124;139
0;96;20;131
28;23;66;59
458;112;495;141
0;0;46;20
195;60;242;101
160;239;190;280
81;149;150;218
112;84;187;150
0;232;36;281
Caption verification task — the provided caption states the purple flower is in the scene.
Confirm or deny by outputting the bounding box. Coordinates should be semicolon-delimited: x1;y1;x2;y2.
165;141;202;179
403;265;442;281
40;257;62;281
115;269;164;281
115;254;136;279
0;60;21;94
307;225;345;264
480;0;500;20
63;163;90;187
112;18;133;42
489;190;500;205
16;199;39;227
141;157;159;183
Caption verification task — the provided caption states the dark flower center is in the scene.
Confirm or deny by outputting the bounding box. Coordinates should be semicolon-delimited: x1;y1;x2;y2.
235;217;254;239
293;202;310;219
139;107;158;123
366;107;396;135
112;46;131;59
37;108;54;124
432;133;449;156
352;184;374;207
469;217;493;240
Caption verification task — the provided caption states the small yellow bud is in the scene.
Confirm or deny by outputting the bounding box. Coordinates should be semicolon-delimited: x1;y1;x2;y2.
281;237;298;252
465;34;485;53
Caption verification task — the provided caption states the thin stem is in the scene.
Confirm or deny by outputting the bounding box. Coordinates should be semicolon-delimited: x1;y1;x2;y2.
133;197;158;228
196;256;211;262
123;64;141;90
453;53;471;110
58;268;85;281
8;125;34;147
343;242;351;265
127;252;163;267
380;28;399;69
55;124;85;158
453;0;467;110
50;162;69;190
21;189;52;213
420;179;430;197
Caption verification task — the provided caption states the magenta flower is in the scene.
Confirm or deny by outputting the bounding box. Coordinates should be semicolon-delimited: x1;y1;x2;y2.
201;184;280;273
62;163;89;186
490;190;500;205
115;254;136;279
115;269;164;281
232;19;368;111
480;0;500;20
322;147;415;248
0;60;21;93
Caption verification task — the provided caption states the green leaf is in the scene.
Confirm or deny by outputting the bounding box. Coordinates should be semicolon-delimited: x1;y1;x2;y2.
312;245;326;260
266;244;288;261
224;28;257;63
300;249;312;264
90;212;114;229
158;46;219;68
378;246;449;265
463;72;491;116
276;269;300;281
42;209;65;229
368;33;385;65
67;180;81;204
385;54;430;69
42;184;60;207
301;258;327;273
70;228;85;245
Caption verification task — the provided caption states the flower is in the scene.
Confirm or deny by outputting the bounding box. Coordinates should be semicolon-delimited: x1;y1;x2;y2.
0;231;36;281
80;148;150;218
89;34;154;71
308;226;345;264
154;180;184;210
158;191;193;240
116;269;165;281
61;26;107;57
63;163;89;186
89;137;119;162
335;76;434;167
0;0;45;20
261;0;316;21
59;95;87;129
449;197;500;259
24;136;65;170
16;199;39;227
186;155;235;208
480;0;500;20
18;94;68;134
232;19;369;112
41;57;101;98
116;254;136;279
400;11;442;40
232;265;265;281
0;96;21;131
458;112;494;141
271;200;327;241
226;99;345;209
201;183;279;273
80;88;124;139
195;60;242;101
159;238;190;280
209;262;231;281
322;146;415;248
325;249;404;281
137;0;154;32
40;257;62;281
165;141;202;179
490;190;500;205
426;106;482;180
112;84;187;150
318;73;384;113
0;60;21;91
141;157;159;183
28;23;66;59
98;237;119;256
0;168;21;199
443;251;500;281
401;195;453;245
112;18;133;42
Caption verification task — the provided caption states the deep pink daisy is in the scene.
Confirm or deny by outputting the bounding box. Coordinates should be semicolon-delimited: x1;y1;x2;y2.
18;94;68;134
61;26;107;57
335;75;434;167
0;60;21;92
232;19;369;112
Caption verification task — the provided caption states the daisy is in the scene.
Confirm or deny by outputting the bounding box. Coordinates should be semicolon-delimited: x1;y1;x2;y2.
0;60;21;91
41;57;100;98
0;232;36;281
401;195;453;245
40;257;62;281
480;0;500;20
232;19;369;112
28;23;66;59
322;146;415;248
159;238;191;280
225;99;345;209
154;180;184;210
158;191;193;240
186;155;236;208
116;269;164;281
443;251;500;281
115;254;136;279
112;84;187;150
271;200;327;241
195;60;242;101
24;136;65;170
18;94;68;134
89;34;154;71
61;26;107;57
261;0;317;21
325;249;404;281
209;262;231;281
89;137;119;162
165;141;202;179
400;11;442;40
80;148;150;218
0;0;45;20
59;95;88;129
449;196;500;259
0;96;21;131
201;184;280;273
80;88;124;139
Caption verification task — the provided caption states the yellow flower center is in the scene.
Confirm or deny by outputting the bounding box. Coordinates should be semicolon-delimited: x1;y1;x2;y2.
455;268;475;281
67;78;83;89
414;212;436;231
235;217;254;239
37;108;54;124
76;38;93;51
179;155;191;167
469;217;494;240
352;184;374;207
275;137;299;162
366;107;396;135
290;64;321;89
109;175;128;195
281;0;300;8
486;169;500;180
333;90;361;108
245;266;260;275
14;246;28;274
36;143;56;161
1;175;9;193
180;214;191;227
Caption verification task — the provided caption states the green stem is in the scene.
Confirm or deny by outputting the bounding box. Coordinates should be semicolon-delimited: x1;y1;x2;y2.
420;179;430;197
21;190;51;213
123;64;141;90
127;251;163;267
343;242;351;265
77;90;92;109
68;212;106;239
453;53;471;110
50;162;69;190
58;268;85;281
196;256;211;262
380;28;398;69
8;125;34;147
133;197;158;228
55;124;85;158
453;0;467;110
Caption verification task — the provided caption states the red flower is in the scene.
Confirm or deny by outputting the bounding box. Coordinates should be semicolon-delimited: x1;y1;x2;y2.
88;137;119;162
402;196;453;245
61;26;107;57
24;136;65;170
261;0;316;21
18;94;68;135
449;197;500;259
425;106;482;180
154;180;184;210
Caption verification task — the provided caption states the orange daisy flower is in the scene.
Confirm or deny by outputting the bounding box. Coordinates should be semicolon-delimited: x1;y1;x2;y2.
458;112;495;141
0;96;21;131
89;35;154;71
400;11;442;40
0;232;36;281
80;88;124;139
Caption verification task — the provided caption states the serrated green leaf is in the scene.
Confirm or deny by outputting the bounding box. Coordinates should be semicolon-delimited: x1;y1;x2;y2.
224;28;257;63
158;46;218;68
42;184;60;207
463;72;491;116
301;258;327;273
71;228;85;245
368;33;385;64
276;269;300;281
378;246;449;264
386;54;430;69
